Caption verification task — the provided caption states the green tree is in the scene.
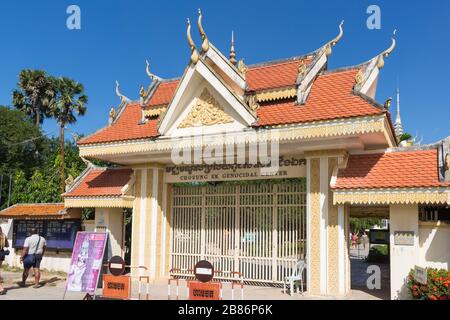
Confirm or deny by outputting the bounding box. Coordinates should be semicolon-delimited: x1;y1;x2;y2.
12;70;55;126
49;77;88;194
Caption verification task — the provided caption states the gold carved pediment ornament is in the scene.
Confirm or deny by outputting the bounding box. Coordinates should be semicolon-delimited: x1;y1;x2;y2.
178;88;234;128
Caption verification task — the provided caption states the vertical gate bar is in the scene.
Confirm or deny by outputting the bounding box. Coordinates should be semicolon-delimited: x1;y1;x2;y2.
234;185;240;274
200;186;206;260
272;183;278;282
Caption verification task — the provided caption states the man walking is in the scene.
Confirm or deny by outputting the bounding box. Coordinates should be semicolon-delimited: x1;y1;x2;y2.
20;228;46;288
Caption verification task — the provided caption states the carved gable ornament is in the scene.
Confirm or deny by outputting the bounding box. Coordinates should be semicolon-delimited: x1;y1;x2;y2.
178;88;234;128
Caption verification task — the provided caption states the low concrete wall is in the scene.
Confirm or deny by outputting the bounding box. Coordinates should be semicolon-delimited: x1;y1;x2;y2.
419;221;450;270
389;204;419;300
5;248;71;273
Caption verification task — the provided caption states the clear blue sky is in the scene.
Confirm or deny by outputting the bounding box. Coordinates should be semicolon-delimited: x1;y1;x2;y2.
0;0;448;143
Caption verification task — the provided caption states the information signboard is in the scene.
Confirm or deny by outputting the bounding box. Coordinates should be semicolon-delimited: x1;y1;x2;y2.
189;281;221;300
65;232;108;295
103;275;131;300
13;219;80;250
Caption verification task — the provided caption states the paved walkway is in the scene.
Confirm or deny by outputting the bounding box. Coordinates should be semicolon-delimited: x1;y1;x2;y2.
0;269;388;300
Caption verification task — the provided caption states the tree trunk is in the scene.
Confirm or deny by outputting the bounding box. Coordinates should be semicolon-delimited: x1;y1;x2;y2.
60;124;65;195
36;108;40;127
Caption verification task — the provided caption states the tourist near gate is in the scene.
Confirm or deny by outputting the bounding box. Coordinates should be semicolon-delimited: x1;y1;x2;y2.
62;9;450;300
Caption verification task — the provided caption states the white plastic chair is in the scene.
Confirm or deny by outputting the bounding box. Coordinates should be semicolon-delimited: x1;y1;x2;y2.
283;260;306;296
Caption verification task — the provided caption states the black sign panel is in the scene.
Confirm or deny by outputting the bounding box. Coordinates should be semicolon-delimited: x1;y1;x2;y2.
13;219;81;250
108;256;126;276
194;260;214;283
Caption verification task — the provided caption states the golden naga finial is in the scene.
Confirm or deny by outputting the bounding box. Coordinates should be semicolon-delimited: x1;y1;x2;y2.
355;69;364;84
384;97;392;110
326;20;344;56
237;58;248;74
377;29;397;69
187;18;199;64
145;60;159;81
229;31;237;65
115;80;129;103
139;85;146;98
298;59;307;78
198;9;209;52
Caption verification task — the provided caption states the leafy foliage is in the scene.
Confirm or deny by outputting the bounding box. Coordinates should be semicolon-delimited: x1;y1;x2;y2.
0;106;46;176
12;70;55;126
400;133;412;142
350;218;382;233
407;268;450;300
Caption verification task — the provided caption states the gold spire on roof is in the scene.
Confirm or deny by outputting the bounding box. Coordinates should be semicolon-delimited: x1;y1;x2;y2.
197;8;209;52
187;18;199;64
229;31;237;65
377;29;397;69
326;20;344;56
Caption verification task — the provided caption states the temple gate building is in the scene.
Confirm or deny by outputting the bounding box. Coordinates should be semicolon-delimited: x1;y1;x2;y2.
62;11;450;299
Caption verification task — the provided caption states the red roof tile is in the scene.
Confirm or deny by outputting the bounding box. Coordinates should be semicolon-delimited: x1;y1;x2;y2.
77;103;159;145
78;63;386;145
148;80;179;106
0;203;68;218
256;69;383;126
334;149;450;189
246;58;309;91
65;168;133;197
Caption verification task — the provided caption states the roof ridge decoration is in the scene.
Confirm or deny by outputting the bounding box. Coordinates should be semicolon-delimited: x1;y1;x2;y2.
177;87;234;128
296;20;344;105
115;80;130;103
325;20;344;57
145;60;161;82
353;29;397;98
187;18;199;64
197;8;209;53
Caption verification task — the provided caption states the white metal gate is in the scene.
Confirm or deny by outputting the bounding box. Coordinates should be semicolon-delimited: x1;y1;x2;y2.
170;180;306;284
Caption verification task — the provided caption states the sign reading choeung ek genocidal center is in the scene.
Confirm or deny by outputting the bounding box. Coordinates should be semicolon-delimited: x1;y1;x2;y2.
165;157;306;183
65;232;108;294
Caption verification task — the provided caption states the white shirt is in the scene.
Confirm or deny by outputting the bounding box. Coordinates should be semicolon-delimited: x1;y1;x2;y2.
23;234;47;255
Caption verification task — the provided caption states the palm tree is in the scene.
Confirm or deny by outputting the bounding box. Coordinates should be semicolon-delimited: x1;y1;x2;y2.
12;70;55;126
49;77;88;194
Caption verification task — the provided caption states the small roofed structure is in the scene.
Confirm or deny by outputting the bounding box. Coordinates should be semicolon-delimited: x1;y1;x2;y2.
63;166;135;208
0;203;80;220
0;203;83;272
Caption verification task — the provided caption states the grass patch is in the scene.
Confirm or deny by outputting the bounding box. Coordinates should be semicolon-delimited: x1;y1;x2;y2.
366;245;389;263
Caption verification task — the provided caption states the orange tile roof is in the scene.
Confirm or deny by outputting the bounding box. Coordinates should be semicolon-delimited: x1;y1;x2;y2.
148;80;179;106
334;149;450;189
64;168;133;197
78;63;386;145
0;203;66;218
256;69;383;126
246;58;310;91
77;103;160;145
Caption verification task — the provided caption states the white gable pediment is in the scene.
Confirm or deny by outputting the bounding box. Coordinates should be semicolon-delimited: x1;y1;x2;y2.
159;59;256;137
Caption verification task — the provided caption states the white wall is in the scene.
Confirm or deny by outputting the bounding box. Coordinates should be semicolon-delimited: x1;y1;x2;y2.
95;208;124;259
419;222;450;270
389;204;419;300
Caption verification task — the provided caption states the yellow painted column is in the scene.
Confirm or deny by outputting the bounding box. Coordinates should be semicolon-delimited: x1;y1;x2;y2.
306;150;348;296
130;165;168;280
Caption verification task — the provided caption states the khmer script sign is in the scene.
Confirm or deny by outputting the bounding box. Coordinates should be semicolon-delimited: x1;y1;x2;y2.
165;157;306;183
